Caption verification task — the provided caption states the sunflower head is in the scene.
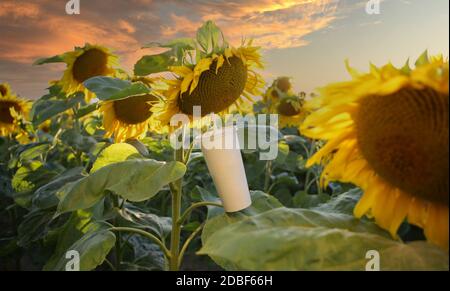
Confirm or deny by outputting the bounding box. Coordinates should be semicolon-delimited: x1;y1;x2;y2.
101;93;159;142
151;21;264;130
38;44;119;101
0;90;31;137
302;52;449;250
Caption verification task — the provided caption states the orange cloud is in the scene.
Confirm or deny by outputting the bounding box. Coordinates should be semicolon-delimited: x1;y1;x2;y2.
0;1;41;18
0;0;340;99
162;0;338;49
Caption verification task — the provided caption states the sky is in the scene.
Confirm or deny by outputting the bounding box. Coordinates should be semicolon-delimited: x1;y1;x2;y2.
0;0;448;100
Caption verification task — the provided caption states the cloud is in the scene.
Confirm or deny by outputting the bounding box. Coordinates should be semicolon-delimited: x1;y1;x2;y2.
161;0;338;48
0;0;339;98
0;1;41;18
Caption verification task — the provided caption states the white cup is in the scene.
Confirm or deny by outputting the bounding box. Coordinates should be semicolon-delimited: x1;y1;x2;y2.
200;127;252;212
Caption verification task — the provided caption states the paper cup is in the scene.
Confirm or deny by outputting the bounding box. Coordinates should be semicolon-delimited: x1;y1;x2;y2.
201;127;252;212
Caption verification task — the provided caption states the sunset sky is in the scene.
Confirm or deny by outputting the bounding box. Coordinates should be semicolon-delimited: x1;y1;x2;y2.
0;0;448;99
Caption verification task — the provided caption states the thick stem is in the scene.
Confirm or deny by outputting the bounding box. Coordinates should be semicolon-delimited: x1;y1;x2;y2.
169;147;184;271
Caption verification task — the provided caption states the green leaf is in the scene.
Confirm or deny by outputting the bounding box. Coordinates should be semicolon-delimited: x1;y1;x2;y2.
196;21;226;54
17;210;54;247
31;93;85;126
52;223;115;271
312;188;362;215
118;205;172;239
32;167;85;210
75;103;99;119
190;186;223;219
202;191;282;243
273;141;289;165
57;159;186;215
18;143;51;164
8;142;50;168
134;51;176;76
33;55;64;65
123;235;166;271
44;206;105;271
12;161;58;208
199;208;448;271
293;191;330;209
83;77;150;101
90;143;142;173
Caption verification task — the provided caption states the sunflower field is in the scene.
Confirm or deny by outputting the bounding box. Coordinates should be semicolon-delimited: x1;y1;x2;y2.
0;21;448;271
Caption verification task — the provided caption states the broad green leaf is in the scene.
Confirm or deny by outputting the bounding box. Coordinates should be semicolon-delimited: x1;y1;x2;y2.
32;167;85;210
122;235;166;271
90;143;142;173
83;77;150;101
272;173;298;187
52;223;115;271
17;210;54;247
199;208;448;271
202;191;282;243
31;93;85;126
33;55;64;65
118;205;172;239
293;191;330;209
44;206;105;271
196;21;225;54
57;159;186;215
12;161;58;208
134;51;176;76
312;188;362;215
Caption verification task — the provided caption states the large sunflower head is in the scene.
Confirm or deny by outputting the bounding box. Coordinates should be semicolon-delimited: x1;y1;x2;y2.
0;88;31;137
301;52;449;250
56;44;119;101
152;22;264;130
100;93;159;142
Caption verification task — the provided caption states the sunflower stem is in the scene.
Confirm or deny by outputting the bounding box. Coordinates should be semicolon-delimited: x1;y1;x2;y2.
264;160;273;193
169;146;185;271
